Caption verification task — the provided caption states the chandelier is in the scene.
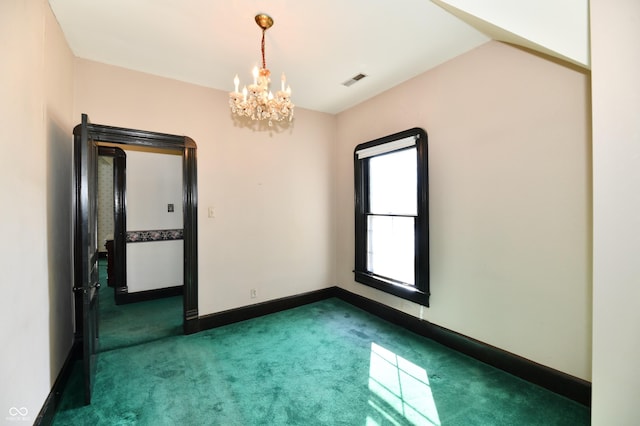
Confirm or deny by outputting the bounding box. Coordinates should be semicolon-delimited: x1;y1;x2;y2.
229;14;294;126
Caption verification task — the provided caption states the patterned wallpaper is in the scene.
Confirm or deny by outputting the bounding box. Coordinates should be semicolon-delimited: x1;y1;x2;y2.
97;156;114;252
126;229;183;242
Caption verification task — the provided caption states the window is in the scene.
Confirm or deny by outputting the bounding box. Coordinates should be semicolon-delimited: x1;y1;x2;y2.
354;128;429;305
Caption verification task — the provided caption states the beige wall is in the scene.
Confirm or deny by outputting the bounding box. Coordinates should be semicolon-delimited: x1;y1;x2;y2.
591;0;640;423
335;41;592;381
0;0;74;420
73;58;337;314
44;0;75;392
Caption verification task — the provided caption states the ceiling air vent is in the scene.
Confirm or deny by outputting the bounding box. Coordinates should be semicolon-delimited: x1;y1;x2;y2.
342;73;367;87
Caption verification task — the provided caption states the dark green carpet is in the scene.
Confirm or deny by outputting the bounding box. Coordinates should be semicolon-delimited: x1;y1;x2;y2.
98;284;182;352
96;258;182;352
53;292;589;425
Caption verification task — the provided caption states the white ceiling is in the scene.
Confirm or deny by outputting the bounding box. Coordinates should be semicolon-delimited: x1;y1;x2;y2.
48;0;489;114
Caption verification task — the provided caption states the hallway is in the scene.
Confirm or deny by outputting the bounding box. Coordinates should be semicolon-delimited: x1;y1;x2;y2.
97;259;183;352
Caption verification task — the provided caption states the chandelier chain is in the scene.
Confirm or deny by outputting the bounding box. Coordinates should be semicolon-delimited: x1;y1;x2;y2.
261;29;267;70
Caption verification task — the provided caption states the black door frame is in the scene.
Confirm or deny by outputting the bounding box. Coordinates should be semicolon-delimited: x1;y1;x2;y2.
78;119;199;334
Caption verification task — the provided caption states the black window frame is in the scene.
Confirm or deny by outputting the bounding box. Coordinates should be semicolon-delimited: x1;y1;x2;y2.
354;127;430;305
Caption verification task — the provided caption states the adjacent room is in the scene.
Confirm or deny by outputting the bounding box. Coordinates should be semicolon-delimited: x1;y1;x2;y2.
2;1;639;425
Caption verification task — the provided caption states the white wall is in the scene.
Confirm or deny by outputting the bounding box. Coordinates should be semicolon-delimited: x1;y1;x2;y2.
335;41;592;381
73;58;337;314
127;241;183;292
126;150;183;231
591;0;640;423
0;0;74;421
432;0;590;68
125;149;183;292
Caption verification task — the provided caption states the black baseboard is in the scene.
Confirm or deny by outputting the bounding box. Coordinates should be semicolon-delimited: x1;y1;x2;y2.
196;286;590;407
115;285;183;305
34;340;81;426
332;287;592;407
197;287;336;331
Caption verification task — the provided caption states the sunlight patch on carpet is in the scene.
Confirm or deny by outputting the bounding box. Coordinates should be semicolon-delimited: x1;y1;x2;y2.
368;342;441;426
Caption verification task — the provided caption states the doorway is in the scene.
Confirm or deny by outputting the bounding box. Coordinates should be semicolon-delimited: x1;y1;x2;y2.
75;118;199;337
97;147;126;300
97;145;186;351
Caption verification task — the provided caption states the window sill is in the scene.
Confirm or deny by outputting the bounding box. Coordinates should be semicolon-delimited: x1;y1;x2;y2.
354;271;429;306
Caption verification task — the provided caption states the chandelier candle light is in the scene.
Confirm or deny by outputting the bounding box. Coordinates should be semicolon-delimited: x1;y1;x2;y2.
229;13;294;126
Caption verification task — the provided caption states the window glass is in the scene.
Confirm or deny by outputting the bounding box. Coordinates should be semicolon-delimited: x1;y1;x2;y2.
369;148;417;216
367;215;415;285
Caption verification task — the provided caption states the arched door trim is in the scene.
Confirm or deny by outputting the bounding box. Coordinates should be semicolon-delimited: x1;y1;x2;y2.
83;120;199;334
